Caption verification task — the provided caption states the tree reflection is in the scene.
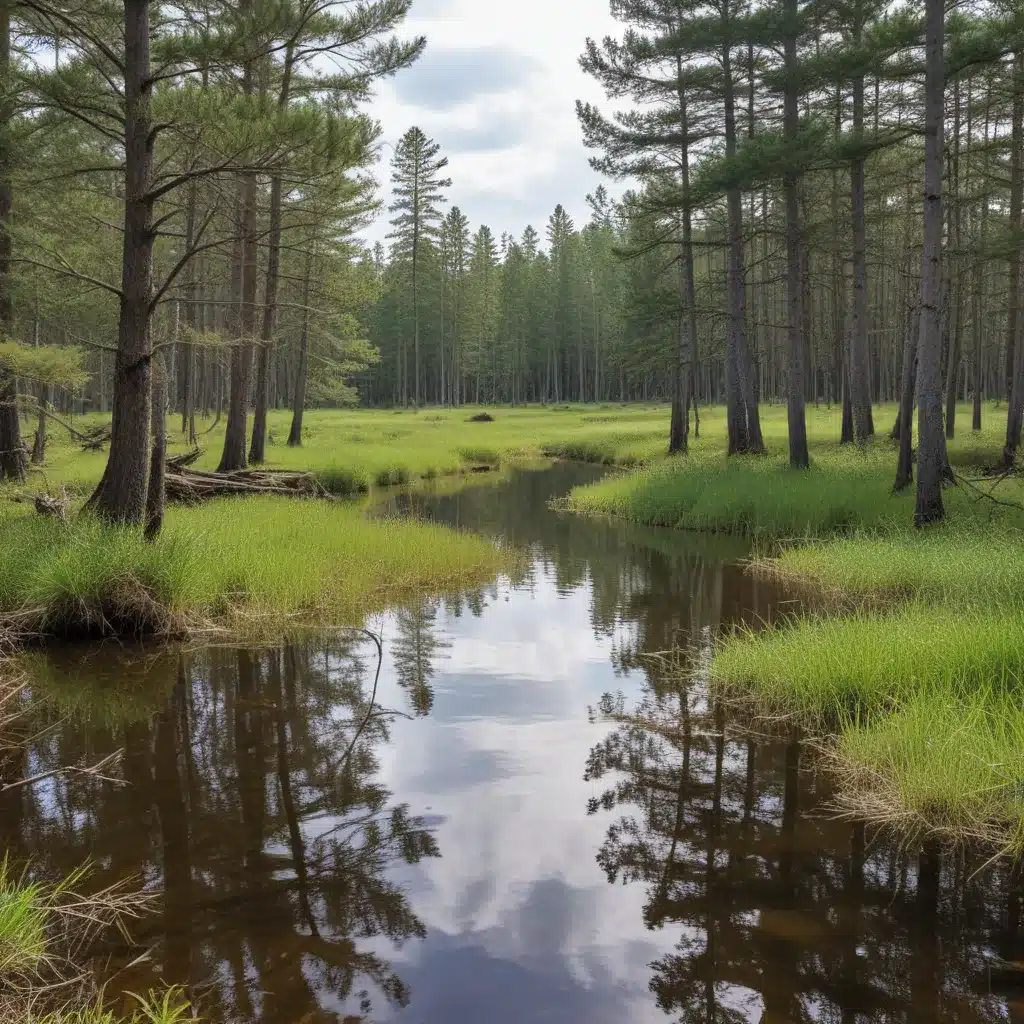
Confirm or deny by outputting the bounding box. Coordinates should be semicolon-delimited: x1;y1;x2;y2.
2;637;438;1023
586;672;1020;1024
393;600;450;716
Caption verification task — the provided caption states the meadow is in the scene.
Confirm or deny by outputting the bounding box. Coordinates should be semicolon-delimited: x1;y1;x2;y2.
31;403;675;497
0;402;674;638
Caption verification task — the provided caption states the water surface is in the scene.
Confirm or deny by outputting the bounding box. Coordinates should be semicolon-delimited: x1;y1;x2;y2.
3;464;1022;1022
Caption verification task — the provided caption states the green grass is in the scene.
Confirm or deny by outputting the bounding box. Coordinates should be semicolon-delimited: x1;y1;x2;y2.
29;989;192;1024
567;448;908;536
566;403;1024;539
711;604;1024;726
0;859;49;978
833;684;1024;852
711;600;1024;852
767;523;1024;606
0;497;515;638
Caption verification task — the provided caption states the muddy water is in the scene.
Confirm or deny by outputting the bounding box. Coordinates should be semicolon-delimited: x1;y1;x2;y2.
2;463;1022;1022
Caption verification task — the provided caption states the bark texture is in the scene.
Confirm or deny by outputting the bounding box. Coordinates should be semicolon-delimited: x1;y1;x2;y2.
915;0;947;524
87;0;154;523
783;0;808;469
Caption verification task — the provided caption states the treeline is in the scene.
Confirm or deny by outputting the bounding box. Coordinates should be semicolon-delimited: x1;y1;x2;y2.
364;0;1024;523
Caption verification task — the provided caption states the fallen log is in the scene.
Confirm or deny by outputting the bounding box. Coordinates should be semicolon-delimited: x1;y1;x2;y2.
34;493;70;521
167;447;203;471
163;458;331;504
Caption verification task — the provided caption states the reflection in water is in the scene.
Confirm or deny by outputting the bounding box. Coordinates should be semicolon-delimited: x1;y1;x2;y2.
4;465;1024;1022
6;640;437;1022
393;601;450;717
586;671;1024;1023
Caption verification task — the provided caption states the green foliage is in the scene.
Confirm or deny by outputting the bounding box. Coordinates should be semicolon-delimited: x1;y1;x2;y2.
0;342;88;389
0;859;49;978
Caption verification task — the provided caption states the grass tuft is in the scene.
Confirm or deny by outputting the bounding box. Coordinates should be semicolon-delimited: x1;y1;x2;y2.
0;859;49;978
830;684;1024;853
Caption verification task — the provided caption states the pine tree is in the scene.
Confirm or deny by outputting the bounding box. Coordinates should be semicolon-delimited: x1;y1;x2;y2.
387;126;450;408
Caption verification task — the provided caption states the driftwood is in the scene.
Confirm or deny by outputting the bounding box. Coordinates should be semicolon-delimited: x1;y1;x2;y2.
163;449;330;503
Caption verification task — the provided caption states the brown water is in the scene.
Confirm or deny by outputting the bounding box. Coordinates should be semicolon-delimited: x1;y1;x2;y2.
3;463;1023;1022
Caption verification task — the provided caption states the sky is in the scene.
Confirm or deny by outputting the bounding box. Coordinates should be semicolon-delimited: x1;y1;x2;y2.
359;0;623;250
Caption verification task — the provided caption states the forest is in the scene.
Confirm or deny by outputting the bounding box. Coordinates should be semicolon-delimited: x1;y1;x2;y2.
0;0;1023;1019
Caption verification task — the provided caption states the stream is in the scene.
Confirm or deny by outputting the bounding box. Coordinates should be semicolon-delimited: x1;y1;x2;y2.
2;462;1022;1022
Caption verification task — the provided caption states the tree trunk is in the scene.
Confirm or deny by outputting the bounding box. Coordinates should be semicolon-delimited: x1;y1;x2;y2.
287;252;312;447
0;0;23;484
944;79;962;440
180;181;197;445
31;385;48;464
87;0;154;523
722;27;762;453
893;305;919;491
973;88;991;432
784;0;809;468
849;19;873;441
249;45;293;465
145;351;167;540
915;0;947;524
670;67;695;455
1005;50;1023;405
1004;51;1024;460
841;365;854;443
218;25;258;473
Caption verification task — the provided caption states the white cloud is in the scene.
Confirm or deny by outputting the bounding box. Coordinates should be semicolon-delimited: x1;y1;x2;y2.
352;569;682;1021
360;0;624;246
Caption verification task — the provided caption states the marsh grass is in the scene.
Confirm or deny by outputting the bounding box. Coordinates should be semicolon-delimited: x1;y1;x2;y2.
711;604;1024;727
0;498;515;639
0;860;158;1020
830;684;1024;853
764;523;1024;605
30;990;191;1024
0;860;49;978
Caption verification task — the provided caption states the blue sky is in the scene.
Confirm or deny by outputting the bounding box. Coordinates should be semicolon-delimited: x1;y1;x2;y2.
360;0;622;248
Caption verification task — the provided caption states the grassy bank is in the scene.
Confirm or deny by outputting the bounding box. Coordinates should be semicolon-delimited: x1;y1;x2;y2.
0;497;515;639
566;403;1024;538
